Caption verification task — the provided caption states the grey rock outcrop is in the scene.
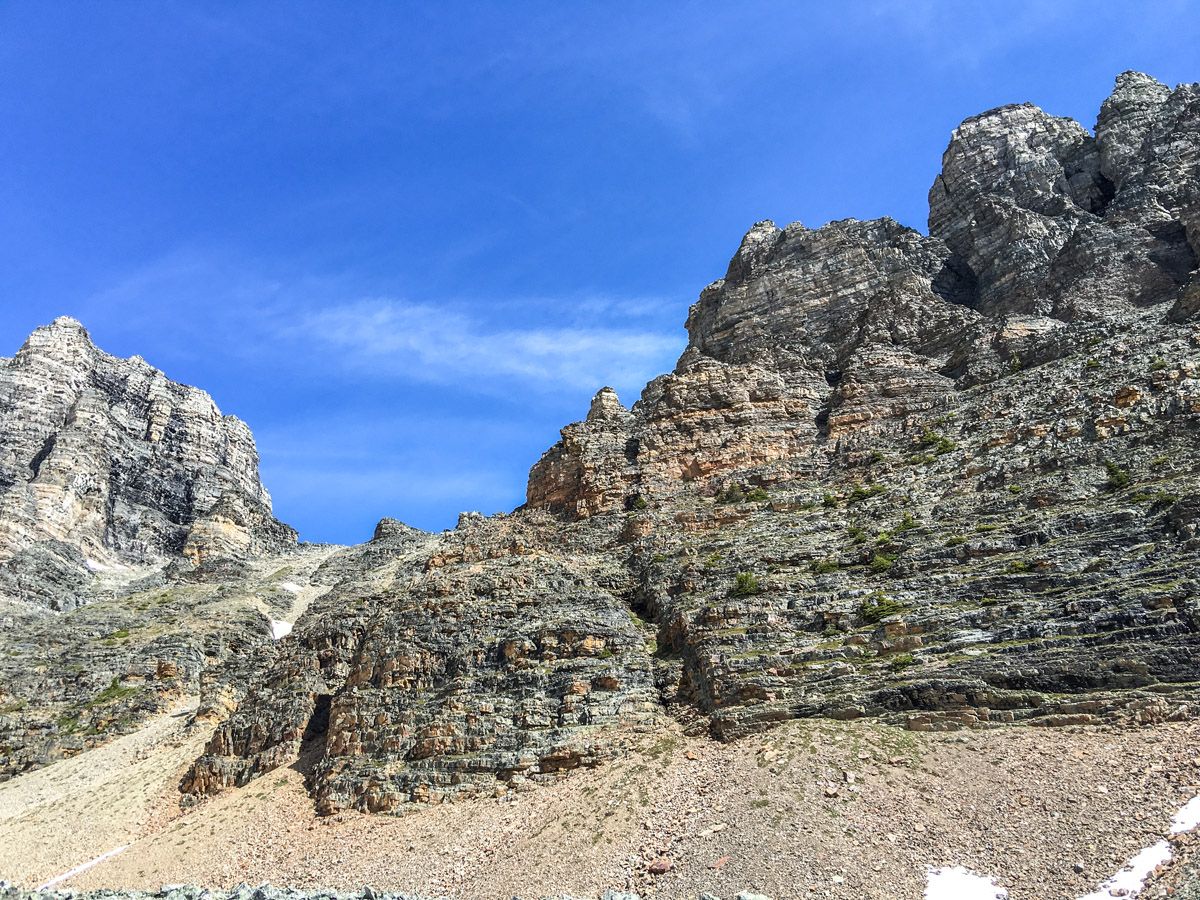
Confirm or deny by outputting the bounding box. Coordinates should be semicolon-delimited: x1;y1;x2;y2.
3;71;1200;822
0;317;295;610
177;71;1200;817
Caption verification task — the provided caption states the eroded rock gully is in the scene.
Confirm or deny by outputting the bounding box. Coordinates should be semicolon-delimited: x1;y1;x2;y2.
4;72;1200;822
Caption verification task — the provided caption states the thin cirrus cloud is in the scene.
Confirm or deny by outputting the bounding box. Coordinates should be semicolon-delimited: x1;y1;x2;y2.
296;299;683;396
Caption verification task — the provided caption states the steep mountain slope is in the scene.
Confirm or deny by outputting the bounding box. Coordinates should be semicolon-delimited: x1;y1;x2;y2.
0;320;307;779
181;71;1200;818
0;317;295;611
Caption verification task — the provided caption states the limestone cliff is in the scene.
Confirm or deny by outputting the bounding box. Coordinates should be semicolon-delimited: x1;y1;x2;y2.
180;72;1200;815
0;317;295;610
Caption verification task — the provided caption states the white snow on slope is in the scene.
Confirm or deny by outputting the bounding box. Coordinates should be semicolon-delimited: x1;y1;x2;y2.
925;865;1007;899
38;845;127;889
269;619;293;640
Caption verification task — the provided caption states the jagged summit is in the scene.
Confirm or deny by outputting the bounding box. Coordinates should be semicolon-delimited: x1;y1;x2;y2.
0;318;295;610
164;71;1200;820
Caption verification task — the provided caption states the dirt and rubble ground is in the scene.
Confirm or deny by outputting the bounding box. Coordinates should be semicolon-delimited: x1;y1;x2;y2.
1;705;1197;900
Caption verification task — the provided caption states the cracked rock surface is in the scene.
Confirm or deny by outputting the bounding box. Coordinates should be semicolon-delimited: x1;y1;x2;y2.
3;72;1200;833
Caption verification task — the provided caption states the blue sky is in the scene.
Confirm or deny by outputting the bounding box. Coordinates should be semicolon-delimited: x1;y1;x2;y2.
1;1;1197;544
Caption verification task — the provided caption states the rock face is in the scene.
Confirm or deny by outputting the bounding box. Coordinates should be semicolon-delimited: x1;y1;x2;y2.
183;513;659;812
0;317;294;610
176;71;1200;816
4;72;1200;819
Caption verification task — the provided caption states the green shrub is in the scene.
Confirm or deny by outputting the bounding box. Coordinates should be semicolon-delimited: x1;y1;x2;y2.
897;512;917;532
822;493;839;508
858;592;905;623
919;429;957;456
86;677;137;709
730;571;763;597
1150;356;1168;372
1007;484;1024;494
628;494;648;511
811;558;839;575
1007;560;1031;574
1085;358;1100;369
848;482;888;503
869;552;898;573
889;653;916;671
946;535;968;547
1104;460;1131;490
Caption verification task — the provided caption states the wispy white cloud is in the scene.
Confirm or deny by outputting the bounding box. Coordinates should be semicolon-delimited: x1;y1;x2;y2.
294;298;682;396
76;249;684;401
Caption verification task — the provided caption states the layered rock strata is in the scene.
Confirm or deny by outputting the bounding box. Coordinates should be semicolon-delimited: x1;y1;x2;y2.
0;317;294;610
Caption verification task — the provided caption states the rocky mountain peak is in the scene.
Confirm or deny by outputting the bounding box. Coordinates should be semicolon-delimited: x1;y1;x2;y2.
0;320;295;610
586;387;628;422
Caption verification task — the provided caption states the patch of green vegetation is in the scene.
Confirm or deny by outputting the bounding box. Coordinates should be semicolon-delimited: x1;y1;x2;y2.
974;523;1002;533
945;535;968;547
919;429;957;456
907;453;937;466
848;482;888;503
1150;454;1170;468
1130;489;1180;505
858;592;906;623
716;484;769;504
703;551;723;569
628;494;648;511
1007;484;1024;494
846;525;868;544
0;699;27;714
85;677;138;709
888;653;917;671
730;571;763;597
1085;358;1100;369
875;531;893;544
1104;460;1131;490
1150;356;1169;372
822;493;839;508
869;552;898;574
897;512;917;532
1007;560;1031;574
916;429;955;458
811;558;839;575
56;712;80;733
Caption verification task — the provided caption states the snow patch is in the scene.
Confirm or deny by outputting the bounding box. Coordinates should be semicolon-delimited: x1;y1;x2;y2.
923;792;1200;900
85;559;110;572
38;845;127;889
1075;792;1200;899
279;581;303;594
1171;795;1200;834
1077;841;1172;900
925;866;1007;899
269;619;293;640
